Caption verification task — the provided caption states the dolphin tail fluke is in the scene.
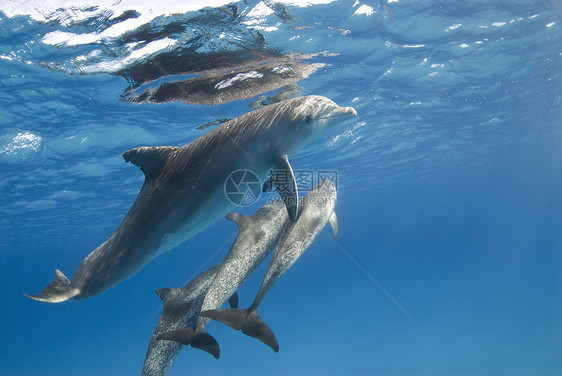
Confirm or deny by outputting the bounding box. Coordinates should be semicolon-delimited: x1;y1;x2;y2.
190;329;221;359
24;269;78;303
201;308;279;352
242;309;279;352
156;328;195;345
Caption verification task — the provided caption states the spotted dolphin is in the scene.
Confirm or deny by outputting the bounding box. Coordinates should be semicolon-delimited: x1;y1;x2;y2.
25;96;356;303
156;198;290;359
142;265;238;376
201;178;338;352
142;265;219;376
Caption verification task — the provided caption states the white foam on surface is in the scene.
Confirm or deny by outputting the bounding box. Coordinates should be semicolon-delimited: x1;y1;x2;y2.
354;5;374;16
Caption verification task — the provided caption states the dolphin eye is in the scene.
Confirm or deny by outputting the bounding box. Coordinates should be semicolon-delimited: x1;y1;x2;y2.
304;114;313;123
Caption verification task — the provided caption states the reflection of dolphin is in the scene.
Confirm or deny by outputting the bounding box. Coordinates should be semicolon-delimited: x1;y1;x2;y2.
156;199;290;359
142;265;237;376
124;52;326;106
201;178;338;352
25;96;356;303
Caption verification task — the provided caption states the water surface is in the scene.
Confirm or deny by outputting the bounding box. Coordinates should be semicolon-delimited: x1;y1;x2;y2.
1;1;560;375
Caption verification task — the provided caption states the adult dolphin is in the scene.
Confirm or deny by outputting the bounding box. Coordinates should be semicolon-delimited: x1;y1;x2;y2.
201;178;338;352
142;265;237;376
156;198;290;359
25;96;356;303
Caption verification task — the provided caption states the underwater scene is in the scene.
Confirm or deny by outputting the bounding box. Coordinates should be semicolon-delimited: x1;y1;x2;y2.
0;0;561;375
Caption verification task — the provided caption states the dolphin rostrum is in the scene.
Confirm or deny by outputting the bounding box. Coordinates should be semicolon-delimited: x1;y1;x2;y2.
201;178;338;352
25;96;356;303
142;264;237;376
156;198;290;359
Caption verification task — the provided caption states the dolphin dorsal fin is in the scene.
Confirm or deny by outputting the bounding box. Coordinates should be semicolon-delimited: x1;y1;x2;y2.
122;146;178;179
155;287;173;302
225;212;254;231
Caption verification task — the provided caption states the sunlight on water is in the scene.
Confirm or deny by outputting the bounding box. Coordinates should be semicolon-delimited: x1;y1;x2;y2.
0;0;560;375
0;132;43;164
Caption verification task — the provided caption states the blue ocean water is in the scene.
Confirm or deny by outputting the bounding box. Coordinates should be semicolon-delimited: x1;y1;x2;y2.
1;0;561;375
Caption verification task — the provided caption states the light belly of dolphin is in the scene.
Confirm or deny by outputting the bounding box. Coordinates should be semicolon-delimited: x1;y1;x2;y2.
25;96;356;303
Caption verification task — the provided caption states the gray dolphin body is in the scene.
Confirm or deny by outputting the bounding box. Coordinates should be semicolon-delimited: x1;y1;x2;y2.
142;264;237;376
201;178;338;352
156;198;290;358
142;265;220;376
25;96;356;303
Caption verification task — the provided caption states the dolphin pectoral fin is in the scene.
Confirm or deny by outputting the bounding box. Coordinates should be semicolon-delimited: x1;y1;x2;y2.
24;269;79;303
328;211;339;241
122;146;178;180
200;308;250;331
262;176;275;192
242;309;279;352
190;329;221;359
278;186;298;223
263;154;299;220
156;328;195;345
228;291;239;309
276;154;299;222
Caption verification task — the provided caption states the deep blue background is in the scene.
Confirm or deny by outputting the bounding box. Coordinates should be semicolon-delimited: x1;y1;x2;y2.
1;1;560;375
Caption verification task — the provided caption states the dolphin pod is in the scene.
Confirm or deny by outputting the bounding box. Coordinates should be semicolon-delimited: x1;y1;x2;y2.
153;179;337;371
200;178;338;352
25;96;356;303
154;198;291;359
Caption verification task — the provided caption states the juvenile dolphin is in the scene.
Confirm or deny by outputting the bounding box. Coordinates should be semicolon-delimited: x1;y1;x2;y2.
25;96;356;303
142;264;237;376
156;198;290;359
201;178;338;352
